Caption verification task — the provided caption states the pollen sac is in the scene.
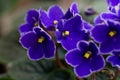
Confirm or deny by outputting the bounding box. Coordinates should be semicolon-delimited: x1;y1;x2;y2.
84;51;92;59
53;20;58;25
62;31;70;37
34;22;38;27
38;36;45;43
109;31;116;37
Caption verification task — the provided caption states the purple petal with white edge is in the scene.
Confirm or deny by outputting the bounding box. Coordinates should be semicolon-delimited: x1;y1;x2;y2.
70;2;79;14
40;9;54;29
91;24;110;42
107;55;120;67
19;23;33;33
20;32;38;49
65;49;83;67
49;5;64;21
34;28;51;40
28;44;44;60
77;41;88;51
94;15;103;24
83;21;92;30
55;30;63;42
89;42;98;55
56;20;64;31
26;9;39;25
91;55;105;72
61;31;89;50
64;15;83;31
62;8;73;19
43;39;55;58
101;12;118;20
100;39;114;53
106;0;119;6
74;62;91;78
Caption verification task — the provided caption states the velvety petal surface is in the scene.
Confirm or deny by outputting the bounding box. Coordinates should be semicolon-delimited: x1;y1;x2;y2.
19;24;33;33
100;39;114;53
74;62;91;78
94;15;103;24
20;32;37;49
49;5;64;21
28;44;44;60
107;55;120;67
70;2;79;14
91;24;110;42
43;39;55;58
26;9;39;25
106;0;119;6
90;55;105;72
65;49;82;67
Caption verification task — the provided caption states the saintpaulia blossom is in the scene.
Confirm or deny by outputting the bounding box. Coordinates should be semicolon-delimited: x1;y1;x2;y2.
63;2;79;19
55;15;89;50
19;9;39;34
40;5;64;30
20;28;56;60
65;41;105;78
107;51;120;68
106;0;120;7
92;20;120;53
40;2;79;30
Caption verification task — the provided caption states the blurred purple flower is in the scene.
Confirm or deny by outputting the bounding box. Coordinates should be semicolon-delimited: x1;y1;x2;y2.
106;0;120;6
19;9;40;34
55;15;89;50
107;51;120;68
92;20;120;53
20;28;56;60
65;41;105;78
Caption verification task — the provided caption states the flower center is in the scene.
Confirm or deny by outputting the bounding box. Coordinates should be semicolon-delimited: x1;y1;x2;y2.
34;22;38;27
109;30;117;37
53;20;58;25
84;51;92;59
62;31;70;37
38;36;45;43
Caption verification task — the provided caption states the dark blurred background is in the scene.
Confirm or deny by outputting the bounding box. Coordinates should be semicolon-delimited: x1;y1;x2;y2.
0;0;107;80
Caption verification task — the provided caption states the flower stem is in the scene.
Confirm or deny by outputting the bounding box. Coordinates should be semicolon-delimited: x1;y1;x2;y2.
55;43;64;68
90;73;95;80
113;68;120;80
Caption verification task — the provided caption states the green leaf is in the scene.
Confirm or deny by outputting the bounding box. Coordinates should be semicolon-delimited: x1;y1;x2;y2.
0;29;26;63
8;59;75;80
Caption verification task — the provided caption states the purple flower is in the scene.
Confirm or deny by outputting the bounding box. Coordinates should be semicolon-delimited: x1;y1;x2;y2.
92;20;120;53
84;7;96;16
106;0;120;6
19;9;40;34
65;41;105;78
20;28;56;60
40;5;64;30
63;2;79;19
55;15;89;50
107;51;120;68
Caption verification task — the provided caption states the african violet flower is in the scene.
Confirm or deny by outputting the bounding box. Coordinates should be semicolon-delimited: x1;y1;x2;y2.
40;2;79;30
107;0;120;7
107;51;120;68
62;2;79;19
92;20;120;53
19;9;40;34
65;41;105;78
56;15;89;50
20;28;56;60
40;5;64;30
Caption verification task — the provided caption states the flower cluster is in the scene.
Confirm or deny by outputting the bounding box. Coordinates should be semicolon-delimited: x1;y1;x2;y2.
19;0;120;79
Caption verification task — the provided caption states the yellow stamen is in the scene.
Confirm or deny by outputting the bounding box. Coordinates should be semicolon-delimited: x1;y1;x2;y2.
109;31;116;37
62;31;70;36
53;20;58;25
38;36;44;43
34;22;38;27
84;51;92;59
